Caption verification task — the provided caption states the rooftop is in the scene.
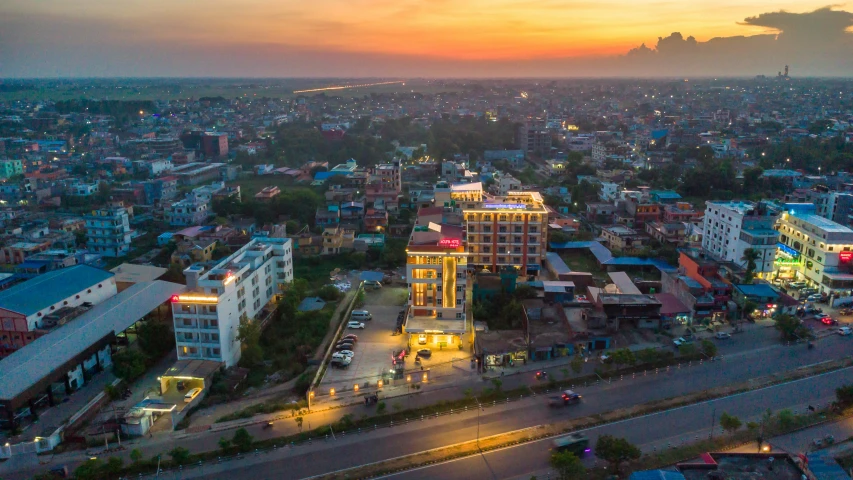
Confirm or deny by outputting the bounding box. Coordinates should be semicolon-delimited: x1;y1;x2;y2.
110;263;167;284
0;265;114;317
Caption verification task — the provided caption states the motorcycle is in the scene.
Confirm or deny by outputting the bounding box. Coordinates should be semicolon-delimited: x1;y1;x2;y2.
263;421;274;430
536;371;548;380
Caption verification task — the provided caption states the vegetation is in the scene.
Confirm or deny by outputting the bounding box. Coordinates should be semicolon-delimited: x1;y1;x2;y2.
741;248;759;283
136;320;175;359
774;313;813;341
836;384;853;406
472;281;538;330
111;349;147;381
232;428;254;452
719;412;742;433
594;435;641;473
550;451;586;479
168;447;191;465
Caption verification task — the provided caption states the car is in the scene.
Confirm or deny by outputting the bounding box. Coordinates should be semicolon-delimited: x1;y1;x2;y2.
330;357;351;368
673;337;693;347
335;342;354;350
332;351;355;359
820;315;838;325
184;387;202;403
341;334;358;342
547;390;582;407
176;380;186;391
807;294;823;302
714;332;732;340
838;327;852;336
418;333;427;345
347;321;365;329
416;348;432;358
364;280;383;290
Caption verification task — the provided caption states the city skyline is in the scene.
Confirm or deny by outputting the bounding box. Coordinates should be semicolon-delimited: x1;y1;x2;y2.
2;2;853;77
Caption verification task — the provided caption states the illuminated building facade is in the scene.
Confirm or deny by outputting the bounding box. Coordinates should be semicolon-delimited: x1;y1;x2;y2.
171;236;293;366
774;204;853;296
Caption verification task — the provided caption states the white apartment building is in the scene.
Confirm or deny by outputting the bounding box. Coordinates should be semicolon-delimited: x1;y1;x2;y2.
171;236;293;367
702;201;778;274
85;207;132;257
494;173;522;196
775;206;853;295
166;182;240;227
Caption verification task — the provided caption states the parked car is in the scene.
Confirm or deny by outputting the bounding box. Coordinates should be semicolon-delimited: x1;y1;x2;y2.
418;333;427;345
837;327;852;336
176;380;186;391
184;387;202;403
547;390;582;407
364;280;383;290
351;310;372;321
820;315;838;325
335;342;355;351
416;348;432;358
330;357;352;368
347;321;365;329
673;337;692;347
332;351;355;359
341;334;358;342
807;294;823;302
714;332;732;340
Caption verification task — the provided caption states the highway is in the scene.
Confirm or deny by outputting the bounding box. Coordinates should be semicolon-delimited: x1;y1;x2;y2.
164;336;853;480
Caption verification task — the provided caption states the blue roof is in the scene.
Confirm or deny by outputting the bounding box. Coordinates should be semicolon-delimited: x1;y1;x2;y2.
678;275;704;289
806;453;849;480
297;297;327;312
360;271;385;282
651;191;682;199
545;252;571;275
651;129;669;140
16;260;49;270
0;265;115;316
629;471;685;480
735;283;779;298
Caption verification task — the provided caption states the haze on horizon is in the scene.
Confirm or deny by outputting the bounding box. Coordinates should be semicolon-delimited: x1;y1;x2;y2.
1;1;853;78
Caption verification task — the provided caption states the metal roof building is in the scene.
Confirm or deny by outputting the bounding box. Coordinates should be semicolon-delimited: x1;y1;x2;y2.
0;265;114;317
0;280;185;417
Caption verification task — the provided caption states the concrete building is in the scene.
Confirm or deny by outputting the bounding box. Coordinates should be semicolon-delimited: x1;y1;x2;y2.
0;265;117;357
0;160;23;179
171;236;293;367
774;203;853;295
166;182;239;227
170;162;229;186
84;206;132;257
516;125;552;154
201;132;229;158
702;200;777;275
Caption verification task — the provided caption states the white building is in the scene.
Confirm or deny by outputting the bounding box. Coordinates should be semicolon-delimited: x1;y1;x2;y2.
599;182;619;202
171;236;293;367
702;201;778;274
71;183;100;197
85;207;132;257
166;182;240;227
494;173;522;195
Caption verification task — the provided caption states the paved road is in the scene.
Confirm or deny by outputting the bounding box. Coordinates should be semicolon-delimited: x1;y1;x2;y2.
6;331;849;479
160;351;853;480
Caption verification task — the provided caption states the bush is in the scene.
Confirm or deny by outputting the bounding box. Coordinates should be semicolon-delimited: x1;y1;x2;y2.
317;285;342;301
232;428;254;452
111;349;147;381
169;447;191;465
836;384;853;406
719;412;742;433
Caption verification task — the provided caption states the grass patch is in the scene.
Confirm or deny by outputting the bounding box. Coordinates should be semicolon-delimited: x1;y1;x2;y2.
216;400;308;423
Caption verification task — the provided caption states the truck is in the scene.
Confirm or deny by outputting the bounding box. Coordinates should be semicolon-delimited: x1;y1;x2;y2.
551;433;590;456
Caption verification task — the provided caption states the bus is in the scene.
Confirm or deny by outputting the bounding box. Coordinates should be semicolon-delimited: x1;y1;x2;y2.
551;433;590;456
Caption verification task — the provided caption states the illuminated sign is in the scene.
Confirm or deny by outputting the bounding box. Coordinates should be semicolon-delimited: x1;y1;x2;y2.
777;243;800;258
841;252;853;262
482;204;526;209
438;238;461;249
223;271;236;285
171;295;219;304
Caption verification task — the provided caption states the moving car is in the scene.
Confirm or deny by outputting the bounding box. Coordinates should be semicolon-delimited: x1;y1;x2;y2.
548;390;582;407
347;321;365;329
416;348;432;358
673;337;692;347
714;332;732;340
184;387;202;403
838;327;852;336
819;315;838;325
551;433;590;456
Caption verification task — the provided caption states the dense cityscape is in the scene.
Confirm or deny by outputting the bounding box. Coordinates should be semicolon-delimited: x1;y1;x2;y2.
0;74;853;480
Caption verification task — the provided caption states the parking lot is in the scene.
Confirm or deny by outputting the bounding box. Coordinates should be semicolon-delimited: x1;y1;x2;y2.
319;286;408;394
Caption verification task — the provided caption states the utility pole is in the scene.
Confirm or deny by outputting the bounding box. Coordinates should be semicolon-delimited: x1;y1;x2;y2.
710;408;716;439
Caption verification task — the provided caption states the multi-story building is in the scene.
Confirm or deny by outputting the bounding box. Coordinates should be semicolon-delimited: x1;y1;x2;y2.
516;125;552;154
171;236;294;367
0;160;23;179
493;172;522;196
702;200;777;275
166;182;239;227
170;162;229;186
774;203;853;295
404;221;467;347
464;191;549;276
0;265;116;357
85;207;132;257
201;132;229;158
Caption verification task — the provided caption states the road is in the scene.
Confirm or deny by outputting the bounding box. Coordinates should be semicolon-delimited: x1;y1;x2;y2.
162;343;853;480
5;329;848;479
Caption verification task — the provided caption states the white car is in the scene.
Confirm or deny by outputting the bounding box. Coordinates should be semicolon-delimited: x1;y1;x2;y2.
333;350;355;359
714;332;732;340
838;327;852;336
347;321;365;329
673;337;692;347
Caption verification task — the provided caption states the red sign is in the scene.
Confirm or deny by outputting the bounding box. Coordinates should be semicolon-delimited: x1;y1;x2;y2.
438;238;461;249
841;252;853;262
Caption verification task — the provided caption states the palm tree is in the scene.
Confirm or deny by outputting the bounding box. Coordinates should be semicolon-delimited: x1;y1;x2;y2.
741;248;760;283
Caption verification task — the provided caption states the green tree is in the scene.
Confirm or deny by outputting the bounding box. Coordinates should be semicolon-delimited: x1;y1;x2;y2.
836;384;853;406
237;318;264;367
550;450;586;479
700;339;717;358
111;349;147;381
232;428;254;452
776;409;797;429
102;457;123;476
130;448;143;464
774;314;813;341
218;437;231;454
136;320;175;359
491;378;503;392
610;348;636;368
570;355;584;375
741;248;759;283
594;435;641;473
169;446;191;465
678;343;697;356
73;459;103;480
719;412;742;434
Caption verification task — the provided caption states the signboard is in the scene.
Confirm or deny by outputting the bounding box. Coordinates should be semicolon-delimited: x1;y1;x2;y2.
482;203;526;209
777;243;800;258
438;238;461;249
841;251;853;263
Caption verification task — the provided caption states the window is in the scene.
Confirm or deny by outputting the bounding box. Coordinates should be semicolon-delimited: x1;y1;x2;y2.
514;226;522;233
529;227;538;233
499;226;507;233
483;246;490;253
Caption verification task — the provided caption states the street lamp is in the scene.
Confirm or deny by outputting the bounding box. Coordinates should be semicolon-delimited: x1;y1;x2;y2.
475;398;485;448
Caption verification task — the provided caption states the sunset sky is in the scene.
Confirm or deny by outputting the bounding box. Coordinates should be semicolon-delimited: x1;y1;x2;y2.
1;0;851;76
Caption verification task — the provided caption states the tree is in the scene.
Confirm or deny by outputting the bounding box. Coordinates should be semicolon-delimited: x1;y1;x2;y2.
73;459;103;480
295;416;304;432
678;343;697;356
102;457;123;476
130;448;143;464
550;451;586;479
741;248;759;283
136;320;174;359
719;412;742;434
610;349;636;368
836;384;853;406
111;349;147;381
570;355;584;374
594;435;641;473
218;437;231;454
169;446;191;465
237;318;263;367
700;339;717;358
232;428;254;452
774;314;813;341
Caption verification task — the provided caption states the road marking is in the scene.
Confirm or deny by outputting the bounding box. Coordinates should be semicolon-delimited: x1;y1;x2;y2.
329;363;853;480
